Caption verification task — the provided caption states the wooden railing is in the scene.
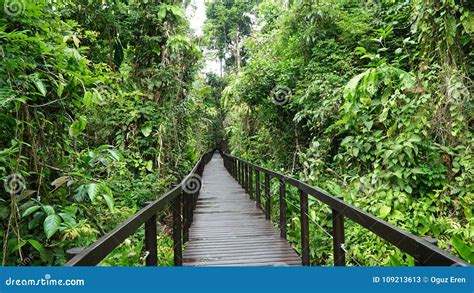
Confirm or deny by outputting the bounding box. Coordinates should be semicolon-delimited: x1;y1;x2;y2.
65;150;215;266
221;152;469;267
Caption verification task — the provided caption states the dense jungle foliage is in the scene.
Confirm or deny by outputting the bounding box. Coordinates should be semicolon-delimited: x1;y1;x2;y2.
0;0;472;267
216;0;473;265
0;0;220;266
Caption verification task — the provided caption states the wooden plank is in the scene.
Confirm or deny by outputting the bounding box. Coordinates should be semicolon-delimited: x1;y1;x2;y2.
183;154;301;267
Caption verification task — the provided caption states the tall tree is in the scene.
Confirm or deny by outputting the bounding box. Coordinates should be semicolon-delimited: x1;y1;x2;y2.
204;0;258;74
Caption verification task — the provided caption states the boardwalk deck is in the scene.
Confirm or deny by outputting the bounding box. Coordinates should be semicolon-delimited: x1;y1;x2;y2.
183;153;301;266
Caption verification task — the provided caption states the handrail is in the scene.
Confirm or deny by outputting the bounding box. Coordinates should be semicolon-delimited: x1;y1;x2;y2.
220;152;469;267
65;149;216;266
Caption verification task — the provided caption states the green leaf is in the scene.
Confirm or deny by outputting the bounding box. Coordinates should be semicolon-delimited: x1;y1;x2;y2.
404;185;412;194
158;6;167;19
84;90;104;107
58;212;76;226
29;212;44;229
364;120;373;131
32;75;47;97
389;255;402;266
27;239;46;256
451;236;474;263
169;6;184;18
69;116;87;137
42;205;55;216
379;205;391;218
409;134;421;142
64;205;78;216
44;215;61;239
88;183;114;211
22;206;41;217
352;147;360;157
145;160;153;172
57;82;64;98
340;136;353;146
106;149;121;161
83;91;93;107
87;183;98;201
101;186;115;212
141;125;153;137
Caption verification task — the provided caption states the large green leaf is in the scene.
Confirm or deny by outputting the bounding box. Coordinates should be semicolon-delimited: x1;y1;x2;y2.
145;160;153;171
28;239;47;262
87;183;114;211
69;116;87;137
158;6;167;19
22;206;41;217
87;183;98;201
451;236;474;264
27;239;46;256
43;215;61;239
141;124;153;137
83;91;94;107
100;185;115;212
379;205;391;218
42;205;55;216
31;74;47;97
58;212;76;226
169;6;184;18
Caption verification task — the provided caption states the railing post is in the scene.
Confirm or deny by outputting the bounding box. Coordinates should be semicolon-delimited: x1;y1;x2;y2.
232;158;235;177
332;196;345;266
279;179;286;239
172;194;183;266
246;164;250;193
188;192;193;224
235;160;238;182
145;214;158;266
264;173;271;220
236;160;239;183
249;166;253;199
299;189;310;266
242;162;245;187
244;163;248;192
255;170;261;209
182;194;189;243
237;160;242;186
239;160;243;185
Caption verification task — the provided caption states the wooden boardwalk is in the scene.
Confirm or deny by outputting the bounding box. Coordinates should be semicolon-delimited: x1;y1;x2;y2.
183;153;301;266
